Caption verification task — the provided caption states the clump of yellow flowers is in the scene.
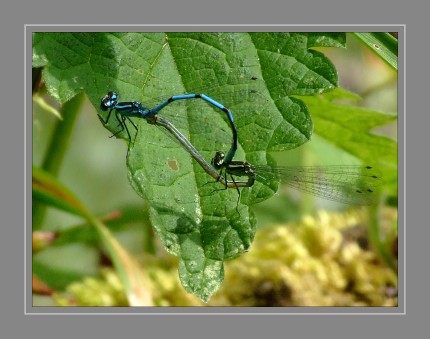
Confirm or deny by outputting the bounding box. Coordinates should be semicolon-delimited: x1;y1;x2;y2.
212;209;397;306
54;269;129;306
54;208;397;307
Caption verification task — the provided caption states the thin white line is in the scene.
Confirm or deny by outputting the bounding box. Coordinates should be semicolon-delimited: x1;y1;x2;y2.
25;24;405;27
26;27;403;314
24;24;27;313
403;25;406;313
27;311;401;315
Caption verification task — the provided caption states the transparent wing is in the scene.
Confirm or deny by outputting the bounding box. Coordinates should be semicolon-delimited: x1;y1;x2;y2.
253;165;384;205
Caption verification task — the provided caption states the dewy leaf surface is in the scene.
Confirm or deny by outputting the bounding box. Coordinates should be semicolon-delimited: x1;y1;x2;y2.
33;32;344;301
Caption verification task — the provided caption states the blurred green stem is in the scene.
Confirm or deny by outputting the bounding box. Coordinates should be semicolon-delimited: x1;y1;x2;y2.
141;203;156;255
32;93;85;229
368;203;397;271
299;147;314;215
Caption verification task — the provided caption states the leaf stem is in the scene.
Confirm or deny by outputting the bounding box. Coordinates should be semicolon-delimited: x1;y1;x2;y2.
33;93;85;229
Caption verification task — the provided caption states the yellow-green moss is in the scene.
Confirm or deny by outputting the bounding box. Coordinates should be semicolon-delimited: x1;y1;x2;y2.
53;268;129;306
211;208;398;306
54;208;398;307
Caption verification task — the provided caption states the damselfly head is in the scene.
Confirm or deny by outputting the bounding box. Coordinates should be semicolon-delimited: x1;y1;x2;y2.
211;151;225;169
100;91;118;111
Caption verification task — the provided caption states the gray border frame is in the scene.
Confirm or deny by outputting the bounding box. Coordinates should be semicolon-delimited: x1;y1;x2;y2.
26;26;403;314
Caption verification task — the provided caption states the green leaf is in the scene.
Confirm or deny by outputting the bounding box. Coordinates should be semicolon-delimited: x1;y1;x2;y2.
32;165;88;217
353;32;398;71
298;87;398;195
33;32;345;301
